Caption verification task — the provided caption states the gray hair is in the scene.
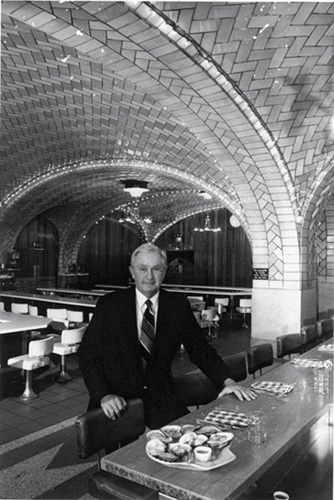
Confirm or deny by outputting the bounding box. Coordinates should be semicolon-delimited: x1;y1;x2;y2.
130;243;167;268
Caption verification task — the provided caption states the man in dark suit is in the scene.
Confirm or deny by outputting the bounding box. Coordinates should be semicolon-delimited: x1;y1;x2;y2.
78;243;256;429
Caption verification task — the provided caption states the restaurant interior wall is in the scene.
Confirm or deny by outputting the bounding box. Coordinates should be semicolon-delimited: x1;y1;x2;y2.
11;215;59;291
156;209;253;287
78;219;141;286
77;209;252;288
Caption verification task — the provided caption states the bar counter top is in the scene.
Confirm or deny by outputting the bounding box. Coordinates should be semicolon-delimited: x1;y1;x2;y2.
0;290;98;309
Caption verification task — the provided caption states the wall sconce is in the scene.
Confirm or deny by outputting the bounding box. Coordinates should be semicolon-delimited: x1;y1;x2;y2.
123;180;149;198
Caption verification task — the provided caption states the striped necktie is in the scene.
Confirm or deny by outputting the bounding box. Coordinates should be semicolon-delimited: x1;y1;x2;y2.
140;299;155;366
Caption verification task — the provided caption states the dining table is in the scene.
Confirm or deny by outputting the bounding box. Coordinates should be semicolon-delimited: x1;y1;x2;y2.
101;338;333;500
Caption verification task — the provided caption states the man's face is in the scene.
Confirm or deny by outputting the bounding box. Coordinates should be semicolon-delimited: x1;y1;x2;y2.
130;250;166;298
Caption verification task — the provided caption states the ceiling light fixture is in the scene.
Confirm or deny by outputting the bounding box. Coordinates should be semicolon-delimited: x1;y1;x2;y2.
123;179;149;198
118;204;152;242
198;191;212;200
194;214;221;232
229;215;241;228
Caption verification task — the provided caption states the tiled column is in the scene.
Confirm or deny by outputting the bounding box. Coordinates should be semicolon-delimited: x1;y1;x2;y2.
251;285;303;340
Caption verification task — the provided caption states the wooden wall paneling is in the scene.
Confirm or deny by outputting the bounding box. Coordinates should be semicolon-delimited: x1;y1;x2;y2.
14;215;58;288
157;209;252;287
78;219;141;286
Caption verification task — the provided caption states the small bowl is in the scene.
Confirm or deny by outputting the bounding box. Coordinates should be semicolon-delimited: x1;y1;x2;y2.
194;445;212;462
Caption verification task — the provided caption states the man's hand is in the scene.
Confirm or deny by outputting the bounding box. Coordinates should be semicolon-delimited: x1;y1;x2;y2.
218;378;257;401
101;394;127;419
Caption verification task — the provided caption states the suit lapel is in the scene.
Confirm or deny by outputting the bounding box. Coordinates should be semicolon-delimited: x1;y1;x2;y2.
120;287;138;344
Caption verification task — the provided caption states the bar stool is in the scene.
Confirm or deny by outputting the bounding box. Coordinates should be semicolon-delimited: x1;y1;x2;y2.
46;308;69;331
46;308;68;321
236;299;252;328
52;326;86;382
201;308;218;337
0;301;5;311
187;296;204;303
247;343;274;379
67;310;84;326
28;305;40;316
214;298;229;316
7;336;55;400
11;303;29;314
276;333;303;363
187;296;206;312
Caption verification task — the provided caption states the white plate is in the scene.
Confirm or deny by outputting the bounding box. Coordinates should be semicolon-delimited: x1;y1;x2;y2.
147;445;236;471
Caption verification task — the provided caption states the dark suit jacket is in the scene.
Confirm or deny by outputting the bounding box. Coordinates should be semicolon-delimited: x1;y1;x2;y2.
78;287;231;428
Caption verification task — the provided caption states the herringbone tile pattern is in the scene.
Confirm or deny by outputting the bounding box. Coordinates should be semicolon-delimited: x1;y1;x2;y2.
1;1;333;285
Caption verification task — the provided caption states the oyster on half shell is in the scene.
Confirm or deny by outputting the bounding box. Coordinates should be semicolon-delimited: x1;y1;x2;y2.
146;438;166;457
207;432;233;449
160;425;182;439
178;431;197;446
168;442;192;457
146;430;172;443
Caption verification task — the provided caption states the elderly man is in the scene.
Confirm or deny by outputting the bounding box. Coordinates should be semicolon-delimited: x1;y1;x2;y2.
78;243;256;429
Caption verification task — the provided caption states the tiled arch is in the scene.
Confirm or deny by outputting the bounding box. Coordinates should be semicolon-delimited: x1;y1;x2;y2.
2;1;301;283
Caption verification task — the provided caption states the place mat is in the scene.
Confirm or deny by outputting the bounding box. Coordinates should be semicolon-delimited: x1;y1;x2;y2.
292;359;333;368
251;381;295;395
318;344;334;352
202;408;248;428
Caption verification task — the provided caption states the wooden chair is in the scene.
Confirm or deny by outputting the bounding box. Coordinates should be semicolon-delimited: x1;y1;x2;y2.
7;336;54;400
247;343;274;379
75;400;158;500
52;326;86;382
276;333;303;363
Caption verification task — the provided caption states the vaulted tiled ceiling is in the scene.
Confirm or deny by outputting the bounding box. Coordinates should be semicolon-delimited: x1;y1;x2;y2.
1;1;333;251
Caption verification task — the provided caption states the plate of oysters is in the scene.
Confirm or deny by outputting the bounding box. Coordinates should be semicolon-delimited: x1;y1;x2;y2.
145;424;236;471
